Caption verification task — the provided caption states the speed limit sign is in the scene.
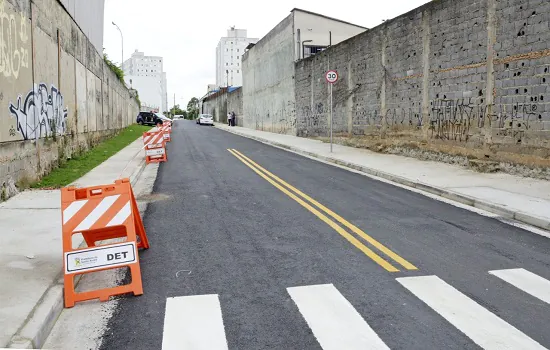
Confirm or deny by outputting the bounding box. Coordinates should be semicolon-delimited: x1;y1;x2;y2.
325;70;338;84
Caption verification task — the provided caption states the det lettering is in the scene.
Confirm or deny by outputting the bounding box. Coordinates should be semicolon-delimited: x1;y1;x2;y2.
107;251;129;261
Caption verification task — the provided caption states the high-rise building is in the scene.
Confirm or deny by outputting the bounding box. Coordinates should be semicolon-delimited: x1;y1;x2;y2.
216;27;258;87
123;50;168;112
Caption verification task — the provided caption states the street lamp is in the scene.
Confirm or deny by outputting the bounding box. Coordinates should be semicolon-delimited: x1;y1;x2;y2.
112;22;123;67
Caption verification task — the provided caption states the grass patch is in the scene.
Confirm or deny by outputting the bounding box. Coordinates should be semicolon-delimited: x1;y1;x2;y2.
32;124;152;189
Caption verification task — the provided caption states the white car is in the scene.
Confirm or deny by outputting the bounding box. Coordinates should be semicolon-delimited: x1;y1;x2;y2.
197;114;214;126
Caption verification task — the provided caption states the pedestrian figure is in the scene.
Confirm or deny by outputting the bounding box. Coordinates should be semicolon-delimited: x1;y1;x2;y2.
227;112;232;126
231;111;236;126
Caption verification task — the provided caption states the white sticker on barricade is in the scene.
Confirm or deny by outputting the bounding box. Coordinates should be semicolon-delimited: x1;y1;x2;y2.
163;133;170;139
146;148;166;156
65;242;136;274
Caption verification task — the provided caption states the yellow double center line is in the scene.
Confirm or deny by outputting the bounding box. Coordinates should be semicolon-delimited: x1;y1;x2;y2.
228;149;417;273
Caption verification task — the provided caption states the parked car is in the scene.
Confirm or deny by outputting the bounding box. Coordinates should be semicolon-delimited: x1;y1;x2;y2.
154;113;173;126
136;112;161;126
197;114;214;126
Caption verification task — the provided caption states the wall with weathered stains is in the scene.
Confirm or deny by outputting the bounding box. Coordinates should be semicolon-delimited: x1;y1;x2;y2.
0;0;139;198
295;0;550;162
242;14;296;134
202;89;228;123
227;87;243;125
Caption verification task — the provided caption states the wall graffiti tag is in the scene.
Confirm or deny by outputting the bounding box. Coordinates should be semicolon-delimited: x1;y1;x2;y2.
429;97;540;142
429;98;483;141
8;83;68;140
0;0;30;79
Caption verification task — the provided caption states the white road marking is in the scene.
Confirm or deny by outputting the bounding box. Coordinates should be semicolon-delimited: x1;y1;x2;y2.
489;268;550;304
161;294;228;350
287;283;389;350
397;275;546;350
73;195;120;232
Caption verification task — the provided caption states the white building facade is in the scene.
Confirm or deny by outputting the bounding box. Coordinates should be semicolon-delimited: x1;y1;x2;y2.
215;28;258;88
122;50;168;112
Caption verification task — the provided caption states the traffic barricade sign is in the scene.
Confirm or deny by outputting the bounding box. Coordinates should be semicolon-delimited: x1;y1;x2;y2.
61;178;150;308
161;125;171;142
142;131;167;163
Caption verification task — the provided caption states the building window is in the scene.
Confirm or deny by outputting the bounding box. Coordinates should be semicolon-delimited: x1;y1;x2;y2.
226;49;228;52
231;41;233;44
237;56;239;59
237;63;239;66
226;63;228;66
237;49;239;52
237;70;239;73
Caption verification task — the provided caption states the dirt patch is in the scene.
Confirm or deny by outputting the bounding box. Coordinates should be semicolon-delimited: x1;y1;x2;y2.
314;136;550;181
136;193;172;202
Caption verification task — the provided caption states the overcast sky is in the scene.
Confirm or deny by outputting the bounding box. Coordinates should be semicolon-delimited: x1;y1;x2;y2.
102;0;430;109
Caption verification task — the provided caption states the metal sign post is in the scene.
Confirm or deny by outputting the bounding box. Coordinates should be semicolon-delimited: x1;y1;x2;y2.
325;70;338;152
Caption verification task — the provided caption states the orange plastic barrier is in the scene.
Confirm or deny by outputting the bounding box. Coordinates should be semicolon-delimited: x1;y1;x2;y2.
142;131;167;163
61;178;150;308
161;125;171;142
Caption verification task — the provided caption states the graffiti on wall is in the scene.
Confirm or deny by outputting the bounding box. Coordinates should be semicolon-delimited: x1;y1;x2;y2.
8;83;68;140
429;98;484;141
429;97;541;142
0;0;30;79
387;106;423;128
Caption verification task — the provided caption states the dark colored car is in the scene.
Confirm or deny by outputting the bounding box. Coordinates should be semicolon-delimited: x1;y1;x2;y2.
136;112;161;126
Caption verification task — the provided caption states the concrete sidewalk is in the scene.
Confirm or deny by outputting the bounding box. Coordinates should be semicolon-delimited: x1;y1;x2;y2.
0;137;153;349
216;124;550;232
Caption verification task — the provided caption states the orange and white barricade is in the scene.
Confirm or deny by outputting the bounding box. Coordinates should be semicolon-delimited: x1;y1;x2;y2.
160;124;171;142
61;178;150;308
142;131;167;163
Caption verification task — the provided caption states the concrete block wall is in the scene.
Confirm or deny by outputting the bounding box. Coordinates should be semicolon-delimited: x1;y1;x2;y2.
242;14;296;134
0;0;139;196
294;0;550;159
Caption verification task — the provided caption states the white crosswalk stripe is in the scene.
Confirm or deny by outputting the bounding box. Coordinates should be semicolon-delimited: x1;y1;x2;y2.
161;294;228;350
489;268;550;304
287;283;390;350
159;274;550;349
397;275;547;350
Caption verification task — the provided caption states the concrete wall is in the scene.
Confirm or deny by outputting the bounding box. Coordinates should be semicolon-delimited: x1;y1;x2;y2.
0;0;139;198
202;89;228;123
201;87;244;125
58;0;105;54
295;0;550;162
242;14;296;134
227;88;243;125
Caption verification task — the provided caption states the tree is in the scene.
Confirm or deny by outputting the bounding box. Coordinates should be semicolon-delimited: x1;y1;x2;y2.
186;97;200;119
170;104;186;116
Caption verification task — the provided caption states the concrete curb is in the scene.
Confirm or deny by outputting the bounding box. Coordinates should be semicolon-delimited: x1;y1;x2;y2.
218;125;550;232
6;156;150;349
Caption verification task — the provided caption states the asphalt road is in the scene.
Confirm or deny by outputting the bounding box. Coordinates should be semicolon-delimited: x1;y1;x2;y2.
101;119;550;350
